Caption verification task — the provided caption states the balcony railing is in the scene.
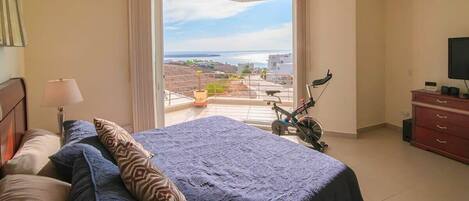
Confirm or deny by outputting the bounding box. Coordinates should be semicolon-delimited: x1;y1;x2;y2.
164;72;293;107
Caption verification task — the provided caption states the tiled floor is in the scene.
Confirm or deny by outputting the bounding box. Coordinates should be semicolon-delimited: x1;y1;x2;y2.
165;104;291;126
314;128;468;201
166;109;469;201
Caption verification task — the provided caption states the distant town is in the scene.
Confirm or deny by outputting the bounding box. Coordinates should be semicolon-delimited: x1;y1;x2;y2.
164;52;293;78
163;52;293;103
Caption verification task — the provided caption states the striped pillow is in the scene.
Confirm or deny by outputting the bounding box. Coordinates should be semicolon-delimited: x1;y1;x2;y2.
93;118;153;158
115;142;186;201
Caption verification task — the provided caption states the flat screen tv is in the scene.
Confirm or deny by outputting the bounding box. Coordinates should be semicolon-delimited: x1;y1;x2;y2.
449;37;469;80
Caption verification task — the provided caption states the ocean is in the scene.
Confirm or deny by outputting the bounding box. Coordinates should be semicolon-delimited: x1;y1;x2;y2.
164;50;291;68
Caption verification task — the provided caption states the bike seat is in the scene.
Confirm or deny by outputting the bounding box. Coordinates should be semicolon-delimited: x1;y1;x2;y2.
265;90;281;96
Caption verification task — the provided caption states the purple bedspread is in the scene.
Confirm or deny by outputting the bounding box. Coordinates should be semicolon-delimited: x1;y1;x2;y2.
134;116;363;201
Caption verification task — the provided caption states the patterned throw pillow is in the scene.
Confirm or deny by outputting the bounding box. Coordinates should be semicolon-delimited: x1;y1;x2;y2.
115;142;186;201
94;118;153;158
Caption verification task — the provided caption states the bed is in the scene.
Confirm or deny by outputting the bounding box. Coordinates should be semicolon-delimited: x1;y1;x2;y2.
134;116;362;201
0;78;363;201
0;78;27;168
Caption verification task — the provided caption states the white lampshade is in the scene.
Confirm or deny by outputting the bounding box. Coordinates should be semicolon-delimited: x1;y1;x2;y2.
42;79;84;107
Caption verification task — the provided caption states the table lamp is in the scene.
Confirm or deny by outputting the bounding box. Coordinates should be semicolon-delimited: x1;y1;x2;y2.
42;79;83;137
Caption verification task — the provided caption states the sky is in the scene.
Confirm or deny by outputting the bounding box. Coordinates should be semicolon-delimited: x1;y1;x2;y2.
163;0;293;52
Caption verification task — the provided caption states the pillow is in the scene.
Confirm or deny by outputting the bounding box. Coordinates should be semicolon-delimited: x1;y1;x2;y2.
49;136;114;182
114;142;186;201
2;129;60;178
94;118;153;158
50;120;110;181
0;174;70;201
69;146;136;201
63;120;97;145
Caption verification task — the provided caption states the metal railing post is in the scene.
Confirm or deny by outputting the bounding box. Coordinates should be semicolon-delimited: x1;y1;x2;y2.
164;72;294;103
168;91;171;106
248;74;251;99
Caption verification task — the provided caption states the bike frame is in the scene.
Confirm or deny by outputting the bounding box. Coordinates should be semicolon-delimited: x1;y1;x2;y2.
272;84;315;120
270;84;316;135
267;70;331;151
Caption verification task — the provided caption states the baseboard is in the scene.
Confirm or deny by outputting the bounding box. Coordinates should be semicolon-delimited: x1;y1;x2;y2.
385;123;402;133
357;123;386;134
324;131;358;139
357;122;403;134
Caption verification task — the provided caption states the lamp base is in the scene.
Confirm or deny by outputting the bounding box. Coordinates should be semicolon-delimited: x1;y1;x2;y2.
57;106;64;144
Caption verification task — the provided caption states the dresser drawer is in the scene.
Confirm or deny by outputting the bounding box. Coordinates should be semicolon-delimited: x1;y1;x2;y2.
414;126;449;151
413;92;469;111
412;90;469;163
415;106;469;140
448;135;469;159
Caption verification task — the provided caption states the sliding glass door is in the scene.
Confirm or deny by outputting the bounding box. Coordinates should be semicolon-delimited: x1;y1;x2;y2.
160;0;298;127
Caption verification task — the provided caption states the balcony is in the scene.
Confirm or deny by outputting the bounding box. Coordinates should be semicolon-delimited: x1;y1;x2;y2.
164;70;293;127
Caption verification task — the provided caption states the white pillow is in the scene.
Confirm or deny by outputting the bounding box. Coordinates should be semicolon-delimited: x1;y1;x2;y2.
0;174;70;201
2;129;61;178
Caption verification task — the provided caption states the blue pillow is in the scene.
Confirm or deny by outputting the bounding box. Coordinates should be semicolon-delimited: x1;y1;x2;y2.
50;136;115;182
69;146;136;201
63;120;97;144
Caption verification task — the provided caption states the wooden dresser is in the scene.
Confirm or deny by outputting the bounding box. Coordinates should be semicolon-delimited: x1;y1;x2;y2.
412;90;469;164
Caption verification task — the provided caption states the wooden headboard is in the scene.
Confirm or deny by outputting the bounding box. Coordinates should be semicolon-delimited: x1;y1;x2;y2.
0;78;27;168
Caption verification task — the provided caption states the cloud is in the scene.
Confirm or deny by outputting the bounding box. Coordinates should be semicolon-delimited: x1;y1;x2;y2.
164;0;263;23
166;23;292;51
165;25;180;31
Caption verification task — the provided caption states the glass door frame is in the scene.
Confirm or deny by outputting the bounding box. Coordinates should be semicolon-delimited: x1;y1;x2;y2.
154;0;307;126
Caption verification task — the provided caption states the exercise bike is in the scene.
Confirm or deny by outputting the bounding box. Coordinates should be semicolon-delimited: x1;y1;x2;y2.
264;70;332;152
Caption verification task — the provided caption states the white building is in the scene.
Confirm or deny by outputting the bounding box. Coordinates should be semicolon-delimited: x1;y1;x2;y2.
267;53;293;85
268;53;292;74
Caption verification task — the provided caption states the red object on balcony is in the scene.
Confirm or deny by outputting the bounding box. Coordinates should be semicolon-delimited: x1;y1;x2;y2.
193;90;208;107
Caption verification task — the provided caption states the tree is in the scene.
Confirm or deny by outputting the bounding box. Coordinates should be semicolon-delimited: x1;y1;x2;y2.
184;59;195;66
260;68;267;80
241;65;252;75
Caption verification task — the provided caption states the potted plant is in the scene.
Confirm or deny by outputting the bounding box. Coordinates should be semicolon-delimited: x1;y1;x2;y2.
193;70;208;107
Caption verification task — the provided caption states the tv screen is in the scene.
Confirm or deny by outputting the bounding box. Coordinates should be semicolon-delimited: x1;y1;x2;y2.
449;37;469;80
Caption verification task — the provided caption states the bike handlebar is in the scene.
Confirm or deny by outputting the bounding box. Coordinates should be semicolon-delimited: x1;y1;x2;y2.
312;70;332;87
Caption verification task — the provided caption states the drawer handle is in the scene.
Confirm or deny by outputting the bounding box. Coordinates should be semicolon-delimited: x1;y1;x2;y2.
436;139;447;144
435;99;447;104
436;125;447;130
436;114;448;119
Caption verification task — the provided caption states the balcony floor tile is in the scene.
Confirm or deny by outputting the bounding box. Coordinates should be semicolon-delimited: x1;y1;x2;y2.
165;104;292;126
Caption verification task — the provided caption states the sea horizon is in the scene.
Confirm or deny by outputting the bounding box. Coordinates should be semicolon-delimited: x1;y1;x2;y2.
164;50;292;68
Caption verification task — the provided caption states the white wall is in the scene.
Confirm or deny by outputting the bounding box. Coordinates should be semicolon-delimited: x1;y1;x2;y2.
384;0;413;127
355;0;469;129
384;0;469;126
0;48;24;83
305;0;469;132
16;0;466;134
357;0;386;129
305;0;357;135
23;0;132;132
